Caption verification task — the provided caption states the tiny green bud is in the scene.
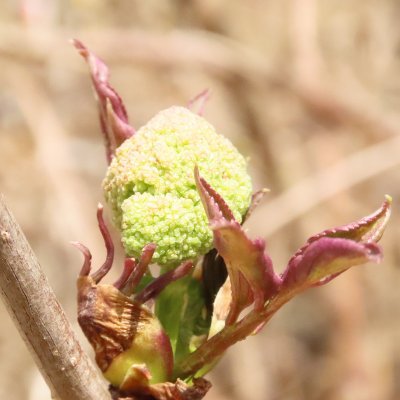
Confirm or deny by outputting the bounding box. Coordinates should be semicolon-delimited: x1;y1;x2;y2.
103;106;252;266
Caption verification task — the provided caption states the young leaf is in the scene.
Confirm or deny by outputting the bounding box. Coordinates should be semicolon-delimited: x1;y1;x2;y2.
282;196;391;290
195;167;281;325
72;39;135;163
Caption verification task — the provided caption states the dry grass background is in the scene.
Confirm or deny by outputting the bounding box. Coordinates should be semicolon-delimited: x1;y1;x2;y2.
0;1;399;399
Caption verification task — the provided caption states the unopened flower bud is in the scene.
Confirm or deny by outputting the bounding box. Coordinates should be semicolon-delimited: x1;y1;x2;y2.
103;106;252;266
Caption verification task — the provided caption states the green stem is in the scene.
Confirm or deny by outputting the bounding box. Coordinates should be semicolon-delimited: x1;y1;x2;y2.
174;291;291;380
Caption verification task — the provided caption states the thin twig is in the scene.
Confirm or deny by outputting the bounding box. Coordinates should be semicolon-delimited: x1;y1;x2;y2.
0;194;110;400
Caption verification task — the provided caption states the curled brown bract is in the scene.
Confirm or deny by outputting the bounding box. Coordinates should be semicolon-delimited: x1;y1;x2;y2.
77;275;150;372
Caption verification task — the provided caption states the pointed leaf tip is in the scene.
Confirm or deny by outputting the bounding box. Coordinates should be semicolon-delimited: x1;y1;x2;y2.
73;39;135;163
71;241;92;276
282;237;382;290
289;196;392;266
194;166;235;222
356;195;392;243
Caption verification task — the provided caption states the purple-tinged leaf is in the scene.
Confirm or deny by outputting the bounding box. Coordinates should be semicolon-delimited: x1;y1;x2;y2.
175;196;391;379
195;168;281;325
282;237;382;290
177;234;382;378
72;39;135;163
282;197;391;290
290;196;391;263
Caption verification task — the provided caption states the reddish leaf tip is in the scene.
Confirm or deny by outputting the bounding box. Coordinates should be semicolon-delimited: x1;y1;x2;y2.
73;40;135;163
122;243;157;296
70;241;92;276
194;167;236;222
135;260;194;304
91;204;115;283
113;258;136;290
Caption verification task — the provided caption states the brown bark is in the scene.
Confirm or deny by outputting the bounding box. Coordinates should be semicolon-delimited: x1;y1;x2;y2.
0;194;110;400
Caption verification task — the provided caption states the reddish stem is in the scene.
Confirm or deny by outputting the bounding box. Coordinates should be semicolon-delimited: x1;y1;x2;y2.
70;241;92;276
135;261;194;303
113;258;136;290
122;243;156;296
91;203;115;283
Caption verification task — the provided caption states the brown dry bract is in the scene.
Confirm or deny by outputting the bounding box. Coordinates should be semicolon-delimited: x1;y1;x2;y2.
77;275;150;372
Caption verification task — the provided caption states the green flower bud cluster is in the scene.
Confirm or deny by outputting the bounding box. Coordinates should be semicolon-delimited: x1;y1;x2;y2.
103;106;252;266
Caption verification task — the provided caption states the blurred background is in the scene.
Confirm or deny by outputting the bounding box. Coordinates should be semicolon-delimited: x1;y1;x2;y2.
0;1;399;399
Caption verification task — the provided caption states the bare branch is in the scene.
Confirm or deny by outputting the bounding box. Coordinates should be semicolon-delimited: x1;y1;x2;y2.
0;194;110;400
